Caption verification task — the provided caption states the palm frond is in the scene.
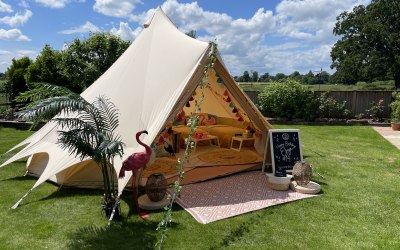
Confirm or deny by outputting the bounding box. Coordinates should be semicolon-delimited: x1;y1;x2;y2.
15;82;77;107
17;96;89;122
94;96;120;133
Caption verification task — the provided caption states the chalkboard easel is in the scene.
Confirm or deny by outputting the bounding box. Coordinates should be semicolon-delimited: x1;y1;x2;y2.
267;129;303;177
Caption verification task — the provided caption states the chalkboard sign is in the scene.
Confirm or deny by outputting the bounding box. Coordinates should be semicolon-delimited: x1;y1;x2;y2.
268;129;303;177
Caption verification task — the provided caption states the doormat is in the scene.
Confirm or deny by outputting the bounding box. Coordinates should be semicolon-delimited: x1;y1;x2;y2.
172;171;318;224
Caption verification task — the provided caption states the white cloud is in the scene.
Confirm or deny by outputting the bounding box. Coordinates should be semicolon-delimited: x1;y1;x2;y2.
0;50;11;55
0;28;30;41
0;10;33;27
19;0;29;8
59;21;100;34
275;0;371;43
16;49;36;56
131;0;369;75
93;0;142;18
110;22;141;41
35;0;69;8
0;0;13;13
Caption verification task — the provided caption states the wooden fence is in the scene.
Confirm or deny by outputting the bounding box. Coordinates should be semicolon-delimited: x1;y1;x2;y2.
244;90;398;118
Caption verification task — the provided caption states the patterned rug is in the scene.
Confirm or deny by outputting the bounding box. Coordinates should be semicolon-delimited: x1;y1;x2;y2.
197;148;261;165
173;171;318;224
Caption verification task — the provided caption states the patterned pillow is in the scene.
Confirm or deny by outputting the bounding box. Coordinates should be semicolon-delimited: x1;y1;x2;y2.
207;114;218;125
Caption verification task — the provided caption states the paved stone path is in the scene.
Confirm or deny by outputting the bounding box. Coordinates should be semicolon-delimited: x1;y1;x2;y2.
373;126;400;149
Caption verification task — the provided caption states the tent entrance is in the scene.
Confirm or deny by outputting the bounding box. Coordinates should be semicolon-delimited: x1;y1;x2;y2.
142;145;262;185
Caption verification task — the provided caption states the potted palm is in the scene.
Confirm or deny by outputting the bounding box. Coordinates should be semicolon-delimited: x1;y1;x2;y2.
390;92;400;131
18;93;124;219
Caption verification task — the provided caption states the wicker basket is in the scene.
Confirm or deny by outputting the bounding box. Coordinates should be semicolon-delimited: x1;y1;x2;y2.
145;173;167;202
292;161;312;186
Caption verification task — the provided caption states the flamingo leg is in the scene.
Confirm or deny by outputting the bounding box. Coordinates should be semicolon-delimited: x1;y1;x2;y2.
133;168;149;219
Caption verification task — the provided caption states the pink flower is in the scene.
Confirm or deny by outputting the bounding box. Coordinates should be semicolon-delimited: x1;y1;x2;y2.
379;98;384;104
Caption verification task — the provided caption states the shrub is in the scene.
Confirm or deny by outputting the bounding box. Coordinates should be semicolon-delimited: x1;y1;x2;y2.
0;106;14;120
390;92;400;121
258;79;318;121
317;93;351;119
366;98;384;121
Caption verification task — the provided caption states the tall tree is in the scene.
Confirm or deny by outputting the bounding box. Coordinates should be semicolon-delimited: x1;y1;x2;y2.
60;32;130;92
26;44;68;88
251;71;259;82
5;57;32;107
275;73;286;81
242;70;250;82
331;0;400;87
259;72;270;82
185;30;197;38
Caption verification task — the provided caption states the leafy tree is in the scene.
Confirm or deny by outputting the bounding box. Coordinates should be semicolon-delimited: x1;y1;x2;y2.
5;57;32;107
26;44;68;89
251;71;259;82
331;0;400;87
185;30;197;38
242;70;251;82
259;72;271;82
289;71;302;82
0;72;5;80
275;72;286;81
60;32;130;92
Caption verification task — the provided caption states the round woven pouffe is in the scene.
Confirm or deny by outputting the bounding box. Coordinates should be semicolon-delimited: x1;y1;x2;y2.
138;194;169;210
290;181;320;194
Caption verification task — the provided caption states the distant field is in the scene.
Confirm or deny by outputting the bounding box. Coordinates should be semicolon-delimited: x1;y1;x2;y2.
239;80;396;92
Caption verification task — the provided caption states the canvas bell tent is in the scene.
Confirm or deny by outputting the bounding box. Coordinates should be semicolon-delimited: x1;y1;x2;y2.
0;7;272;207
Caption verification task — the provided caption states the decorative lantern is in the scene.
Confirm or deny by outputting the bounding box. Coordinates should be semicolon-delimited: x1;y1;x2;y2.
145;173;167;202
292;161;312;186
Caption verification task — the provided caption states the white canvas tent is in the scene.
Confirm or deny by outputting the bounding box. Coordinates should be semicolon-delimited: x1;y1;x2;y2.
1;7;272;207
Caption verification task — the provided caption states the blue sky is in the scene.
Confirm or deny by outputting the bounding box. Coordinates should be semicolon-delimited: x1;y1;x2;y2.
0;0;371;75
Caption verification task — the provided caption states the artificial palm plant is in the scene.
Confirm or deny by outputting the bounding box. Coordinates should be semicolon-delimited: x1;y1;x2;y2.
18;93;124;218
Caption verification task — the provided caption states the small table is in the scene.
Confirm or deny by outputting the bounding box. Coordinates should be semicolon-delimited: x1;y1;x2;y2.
230;136;255;151
189;135;220;152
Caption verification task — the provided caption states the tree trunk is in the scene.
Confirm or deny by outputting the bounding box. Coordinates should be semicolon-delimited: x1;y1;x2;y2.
394;67;400;89
395;75;400;89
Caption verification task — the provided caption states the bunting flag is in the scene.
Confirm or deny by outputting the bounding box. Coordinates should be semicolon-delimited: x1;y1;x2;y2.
229;102;234;108
238;116;244;122
189;96;194;101
232;107;238;113
186;102;190;107
223;90;229;96
225;96;231;102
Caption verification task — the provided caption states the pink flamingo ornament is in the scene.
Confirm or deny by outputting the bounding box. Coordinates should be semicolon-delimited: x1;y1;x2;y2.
119;130;154;219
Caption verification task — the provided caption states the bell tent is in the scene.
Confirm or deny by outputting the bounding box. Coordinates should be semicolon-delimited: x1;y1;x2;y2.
1;7;272;207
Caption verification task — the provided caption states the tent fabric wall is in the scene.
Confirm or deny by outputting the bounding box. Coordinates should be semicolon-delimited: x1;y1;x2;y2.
1;7;273;205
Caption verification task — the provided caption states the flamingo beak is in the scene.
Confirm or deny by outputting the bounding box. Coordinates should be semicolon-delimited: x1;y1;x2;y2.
143;130;148;135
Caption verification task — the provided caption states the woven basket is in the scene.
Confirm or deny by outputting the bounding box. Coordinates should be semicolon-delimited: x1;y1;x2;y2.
145;173;167;202
292;161;312;186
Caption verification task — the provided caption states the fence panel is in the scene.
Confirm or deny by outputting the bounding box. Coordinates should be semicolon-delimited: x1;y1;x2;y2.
244;90;397;118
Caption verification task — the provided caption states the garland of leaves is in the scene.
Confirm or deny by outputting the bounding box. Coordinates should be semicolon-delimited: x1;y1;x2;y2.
156;41;217;249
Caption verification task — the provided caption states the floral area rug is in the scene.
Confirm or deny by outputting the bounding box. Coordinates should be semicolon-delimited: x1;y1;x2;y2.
172;171;318;224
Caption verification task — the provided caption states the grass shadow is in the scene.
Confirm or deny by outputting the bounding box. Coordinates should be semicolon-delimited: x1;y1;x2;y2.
209;212;264;250
37;187;103;202
1;175;37;182
68;220;159;250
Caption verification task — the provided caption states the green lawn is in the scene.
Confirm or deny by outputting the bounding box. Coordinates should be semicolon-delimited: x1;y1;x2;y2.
1;125;400;249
